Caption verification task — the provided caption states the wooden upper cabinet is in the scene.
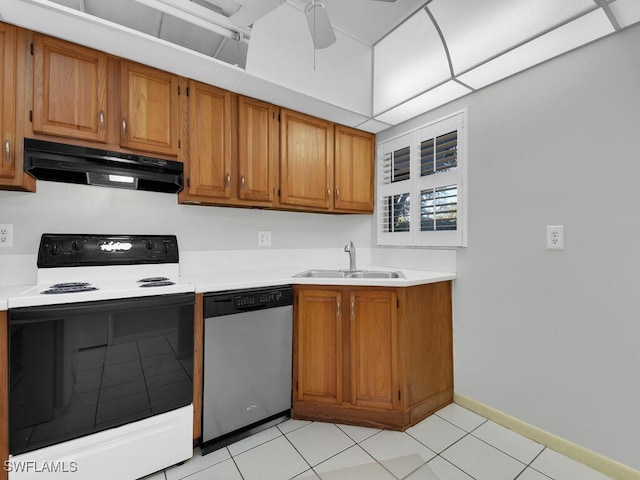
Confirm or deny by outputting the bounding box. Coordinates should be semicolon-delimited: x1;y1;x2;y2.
334;125;374;213
295;289;343;405
184;81;231;199
120;61;179;156
0;23;16;181
238;96;277;202
32;35;108;143
280;109;333;210
350;289;398;410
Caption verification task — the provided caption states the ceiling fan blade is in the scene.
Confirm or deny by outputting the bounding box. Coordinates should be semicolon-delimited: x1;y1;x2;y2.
230;0;283;28
305;1;336;49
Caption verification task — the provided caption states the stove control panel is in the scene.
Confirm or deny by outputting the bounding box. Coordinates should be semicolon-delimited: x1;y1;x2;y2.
37;234;179;268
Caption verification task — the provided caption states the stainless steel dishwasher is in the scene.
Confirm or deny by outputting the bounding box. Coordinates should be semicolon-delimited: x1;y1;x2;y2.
201;285;293;454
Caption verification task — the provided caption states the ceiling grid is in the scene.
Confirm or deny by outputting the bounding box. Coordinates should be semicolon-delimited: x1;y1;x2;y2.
2;0;639;130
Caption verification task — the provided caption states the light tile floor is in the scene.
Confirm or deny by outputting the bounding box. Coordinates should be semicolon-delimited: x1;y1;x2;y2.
141;404;614;480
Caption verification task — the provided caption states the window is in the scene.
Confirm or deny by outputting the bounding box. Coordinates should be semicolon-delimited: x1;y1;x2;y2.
377;111;466;247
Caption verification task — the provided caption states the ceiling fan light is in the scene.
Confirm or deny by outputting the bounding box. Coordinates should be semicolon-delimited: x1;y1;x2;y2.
305;0;336;49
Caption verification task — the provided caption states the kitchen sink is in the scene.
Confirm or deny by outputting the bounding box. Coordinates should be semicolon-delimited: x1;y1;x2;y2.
293;269;405;279
347;271;405;279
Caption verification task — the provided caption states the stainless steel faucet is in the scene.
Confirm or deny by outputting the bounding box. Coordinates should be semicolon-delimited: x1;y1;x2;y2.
344;241;356;271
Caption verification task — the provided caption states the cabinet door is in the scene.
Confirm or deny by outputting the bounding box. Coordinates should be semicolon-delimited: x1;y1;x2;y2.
120;62;179;156
334;125;374;212
350;289;399;410
32;35;108;142
185;81;231;199
295;289;343;404
280;109;333;209
0;23;16;180
238;96;276;202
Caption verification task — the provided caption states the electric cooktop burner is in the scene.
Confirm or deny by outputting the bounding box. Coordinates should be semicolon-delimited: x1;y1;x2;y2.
138;277;175;287
139;281;175;287
43;282;99;295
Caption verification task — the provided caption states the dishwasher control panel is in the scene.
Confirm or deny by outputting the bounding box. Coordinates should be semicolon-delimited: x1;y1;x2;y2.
204;286;293;317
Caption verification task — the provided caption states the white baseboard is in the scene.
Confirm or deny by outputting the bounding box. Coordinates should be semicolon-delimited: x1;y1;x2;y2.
453;393;640;480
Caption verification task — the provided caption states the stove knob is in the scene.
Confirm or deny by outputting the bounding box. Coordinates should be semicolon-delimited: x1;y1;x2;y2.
72;240;83;251
145;240;155;250
49;243;61;256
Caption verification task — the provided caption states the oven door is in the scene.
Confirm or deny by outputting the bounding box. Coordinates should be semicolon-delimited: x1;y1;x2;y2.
8;293;194;456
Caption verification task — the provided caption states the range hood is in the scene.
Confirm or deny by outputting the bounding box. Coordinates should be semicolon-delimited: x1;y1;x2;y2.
23;138;184;193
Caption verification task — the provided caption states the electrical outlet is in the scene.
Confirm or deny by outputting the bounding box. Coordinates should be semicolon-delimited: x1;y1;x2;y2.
258;231;272;247
0;224;14;248
546;225;564;250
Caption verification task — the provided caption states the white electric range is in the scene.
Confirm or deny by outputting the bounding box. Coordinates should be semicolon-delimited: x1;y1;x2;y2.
6;234;196;480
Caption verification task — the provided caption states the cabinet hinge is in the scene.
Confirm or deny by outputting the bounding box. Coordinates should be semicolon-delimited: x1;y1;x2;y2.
397;298;400;309
296;381;298;391
29;110;33;122
187;178;191;188
278;113;281;122
178;139;181;149
30;43;34;55
278;188;281;197
186;87;190;97
177;85;181;95
398;390;401;401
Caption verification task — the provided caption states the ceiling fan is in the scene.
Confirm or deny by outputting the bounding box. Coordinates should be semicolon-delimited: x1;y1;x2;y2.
229;0;397;49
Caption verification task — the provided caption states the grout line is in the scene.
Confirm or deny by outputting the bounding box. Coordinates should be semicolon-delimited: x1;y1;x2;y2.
432;453;480;480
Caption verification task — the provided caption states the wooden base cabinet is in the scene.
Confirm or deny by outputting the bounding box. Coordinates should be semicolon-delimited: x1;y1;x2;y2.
293;282;453;430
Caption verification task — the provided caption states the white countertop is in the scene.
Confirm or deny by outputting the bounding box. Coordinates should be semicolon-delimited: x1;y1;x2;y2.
0;284;34;310
182;266;456;294
0;266;456;309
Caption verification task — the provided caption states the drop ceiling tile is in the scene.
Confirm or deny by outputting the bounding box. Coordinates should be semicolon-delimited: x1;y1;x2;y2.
429;0;597;74
373;8;450;115
375;80;471;126
457;9;615;90
609;0;640;28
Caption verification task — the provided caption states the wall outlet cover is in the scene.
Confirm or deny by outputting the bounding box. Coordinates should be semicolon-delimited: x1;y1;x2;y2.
546;225;564;250
0;224;14;248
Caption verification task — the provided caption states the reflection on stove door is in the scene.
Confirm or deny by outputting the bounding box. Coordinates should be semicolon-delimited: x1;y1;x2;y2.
10;322;56;429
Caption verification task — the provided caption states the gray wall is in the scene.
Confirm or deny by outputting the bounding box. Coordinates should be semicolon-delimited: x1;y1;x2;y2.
379;23;640;470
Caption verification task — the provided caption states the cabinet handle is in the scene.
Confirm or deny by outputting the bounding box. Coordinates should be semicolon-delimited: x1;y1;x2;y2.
336;188;340;200
4;140;10;163
337;300;341;319
326;187;331;199
241;175;245;191
121;117;127;136
225;173;231;188
99;111;105;130
351;298;355;319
